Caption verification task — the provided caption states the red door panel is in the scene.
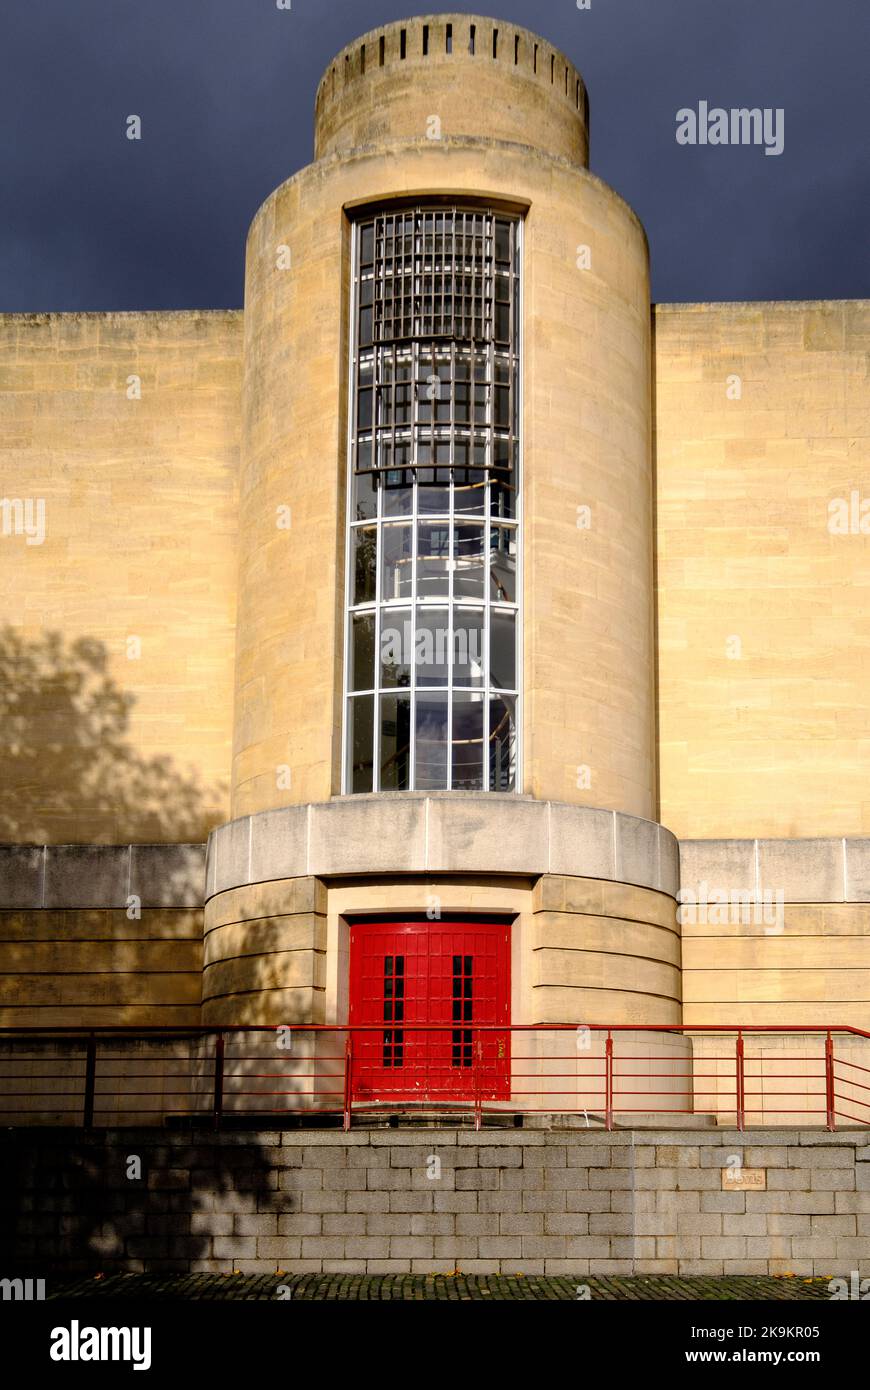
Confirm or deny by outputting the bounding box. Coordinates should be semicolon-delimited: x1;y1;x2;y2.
348;920;510;1103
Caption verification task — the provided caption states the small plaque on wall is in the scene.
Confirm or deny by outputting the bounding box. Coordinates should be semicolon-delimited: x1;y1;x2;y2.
722;1167;766;1191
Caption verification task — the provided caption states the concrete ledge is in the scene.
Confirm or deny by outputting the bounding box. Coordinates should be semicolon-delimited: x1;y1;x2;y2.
0;847;43;909
205;797;680;901
6;832;869;910
0;845;206;910
680;837;870;903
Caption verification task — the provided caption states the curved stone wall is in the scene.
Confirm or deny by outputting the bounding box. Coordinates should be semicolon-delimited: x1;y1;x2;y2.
531;875;681;1025
201;867;680;1031
202;876;327;1027
202;801;680;1031
235;139;653;818
206;798;679;899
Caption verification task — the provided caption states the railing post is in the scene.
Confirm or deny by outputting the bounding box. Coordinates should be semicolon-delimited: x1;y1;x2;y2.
82;1032;97;1130
825;1031;836;1132
473;1034;483;1132
736;1031;745;1132
212;1030;224;1131
343;1034;353;1133
605;1031;614;1132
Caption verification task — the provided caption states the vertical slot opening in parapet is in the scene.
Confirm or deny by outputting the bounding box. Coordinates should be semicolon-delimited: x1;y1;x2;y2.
550;54;555;84
576;78;581;110
565;66;569;95
361;44;366;75
344;54;350;84
422;24;429;56
379;35;385;67
492;28;499;58
514;35;519;65
533;43;538;74
446;23;453;54
400;29;406;60
469;24;476;55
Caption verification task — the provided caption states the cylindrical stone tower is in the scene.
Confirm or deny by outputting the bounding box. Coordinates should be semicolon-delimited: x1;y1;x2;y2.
205;14;682;1115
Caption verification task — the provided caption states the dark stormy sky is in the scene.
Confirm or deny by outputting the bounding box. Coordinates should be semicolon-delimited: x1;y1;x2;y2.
1;0;867;312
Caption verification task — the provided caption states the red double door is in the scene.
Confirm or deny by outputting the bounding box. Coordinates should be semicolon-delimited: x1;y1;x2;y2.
348;919;510;1103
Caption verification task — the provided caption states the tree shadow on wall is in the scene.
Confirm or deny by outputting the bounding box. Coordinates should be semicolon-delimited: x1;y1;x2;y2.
0;627;226;844
0;1128;287;1281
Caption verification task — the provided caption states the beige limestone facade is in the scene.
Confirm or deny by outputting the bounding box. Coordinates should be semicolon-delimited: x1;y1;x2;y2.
656;299;870;843
1;15;868;1121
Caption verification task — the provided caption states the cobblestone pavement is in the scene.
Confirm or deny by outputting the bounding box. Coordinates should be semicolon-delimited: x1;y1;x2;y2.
47;1273;837;1301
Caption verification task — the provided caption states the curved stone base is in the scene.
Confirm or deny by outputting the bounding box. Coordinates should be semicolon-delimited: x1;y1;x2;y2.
202;801;682;1033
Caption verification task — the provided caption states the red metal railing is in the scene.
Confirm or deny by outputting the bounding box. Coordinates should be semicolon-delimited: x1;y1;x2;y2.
0;1025;868;1131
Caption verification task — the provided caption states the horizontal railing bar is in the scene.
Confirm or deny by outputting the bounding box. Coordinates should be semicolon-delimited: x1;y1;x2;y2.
222;1087;343;1094
604;1107;696;1114
834;1057;870;1076
609;1069;699;1078
2;1024;869;1036
833;1088;870;1106
742;1091;826;1099
2;1024;868;1129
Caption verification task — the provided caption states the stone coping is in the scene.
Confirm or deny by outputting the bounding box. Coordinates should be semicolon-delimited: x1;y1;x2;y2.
680;838;870;904
0;844;205;910
204;797;680;902
2;824;867;910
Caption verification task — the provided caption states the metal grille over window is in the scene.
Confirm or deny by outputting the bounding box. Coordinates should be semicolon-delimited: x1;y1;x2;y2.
344;206;522;795
353;209;518;485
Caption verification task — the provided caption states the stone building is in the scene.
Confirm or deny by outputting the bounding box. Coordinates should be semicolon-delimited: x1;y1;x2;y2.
1;14;868;1121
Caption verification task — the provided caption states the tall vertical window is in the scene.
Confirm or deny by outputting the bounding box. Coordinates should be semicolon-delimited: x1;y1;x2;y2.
343;206;521;794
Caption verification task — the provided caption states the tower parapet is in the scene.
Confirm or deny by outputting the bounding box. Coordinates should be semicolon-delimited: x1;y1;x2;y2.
314;14;589;166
